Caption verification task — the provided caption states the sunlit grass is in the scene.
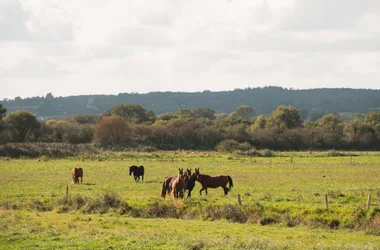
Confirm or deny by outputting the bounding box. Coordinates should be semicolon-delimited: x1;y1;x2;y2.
1;210;379;250
1;151;380;248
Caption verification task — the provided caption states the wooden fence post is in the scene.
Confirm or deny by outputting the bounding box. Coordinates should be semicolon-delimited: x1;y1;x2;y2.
367;194;371;210
325;194;329;210
238;194;242;205
66;185;69;200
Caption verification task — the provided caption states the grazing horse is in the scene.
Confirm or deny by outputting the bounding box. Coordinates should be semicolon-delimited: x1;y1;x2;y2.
129;165;144;182
184;168;196;198
194;168;233;195
71;167;83;184
170;168;186;199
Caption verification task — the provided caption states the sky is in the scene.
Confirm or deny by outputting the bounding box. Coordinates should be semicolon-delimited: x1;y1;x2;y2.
0;0;379;99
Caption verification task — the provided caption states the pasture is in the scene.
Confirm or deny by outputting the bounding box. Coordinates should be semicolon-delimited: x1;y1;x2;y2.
1;151;380;249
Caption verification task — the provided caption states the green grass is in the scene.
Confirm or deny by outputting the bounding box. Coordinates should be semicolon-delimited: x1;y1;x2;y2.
1;210;379;250
1;152;380;249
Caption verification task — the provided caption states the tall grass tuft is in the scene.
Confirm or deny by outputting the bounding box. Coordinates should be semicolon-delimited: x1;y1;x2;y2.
56;191;128;214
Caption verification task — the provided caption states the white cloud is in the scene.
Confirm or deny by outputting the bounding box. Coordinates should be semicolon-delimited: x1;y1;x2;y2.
1;0;380;99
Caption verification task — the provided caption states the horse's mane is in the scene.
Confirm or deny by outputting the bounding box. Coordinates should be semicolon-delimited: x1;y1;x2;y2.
130;165;144;170
189;174;197;181
198;174;211;178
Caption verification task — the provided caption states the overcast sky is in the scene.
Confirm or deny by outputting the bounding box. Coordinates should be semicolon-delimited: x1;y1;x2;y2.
0;0;379;99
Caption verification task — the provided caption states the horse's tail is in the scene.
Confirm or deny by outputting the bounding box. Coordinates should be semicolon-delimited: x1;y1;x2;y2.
161;179;167;198
227;176;233;190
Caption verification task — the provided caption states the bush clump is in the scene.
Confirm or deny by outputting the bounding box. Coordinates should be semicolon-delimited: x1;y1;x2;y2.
217;139;254;153
0;142;100;158
56;191;129;214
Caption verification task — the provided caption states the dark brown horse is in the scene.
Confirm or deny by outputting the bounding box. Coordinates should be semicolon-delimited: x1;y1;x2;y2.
170;168;186;199
194;168;233;195
129;165;144;182
71;167;83;184
184;168;196;198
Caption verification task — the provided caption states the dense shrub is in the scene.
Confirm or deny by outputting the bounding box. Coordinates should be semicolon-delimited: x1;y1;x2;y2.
0;143;100;158
216;139;253;153
64;124;94;144
94;116;131;145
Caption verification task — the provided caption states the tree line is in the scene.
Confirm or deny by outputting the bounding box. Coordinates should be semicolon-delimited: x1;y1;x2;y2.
2;87;380;119
1;103;379;151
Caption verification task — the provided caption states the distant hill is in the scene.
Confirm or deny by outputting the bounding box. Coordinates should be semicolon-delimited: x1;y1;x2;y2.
1;87;380;119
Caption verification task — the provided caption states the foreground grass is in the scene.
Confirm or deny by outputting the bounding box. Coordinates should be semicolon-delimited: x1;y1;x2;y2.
1;210;379;250
1;152;380;249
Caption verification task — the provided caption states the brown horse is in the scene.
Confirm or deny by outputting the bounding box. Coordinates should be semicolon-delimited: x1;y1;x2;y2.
194;168;233;195
161;168;194;199
71;167;83;184
170;168;187;199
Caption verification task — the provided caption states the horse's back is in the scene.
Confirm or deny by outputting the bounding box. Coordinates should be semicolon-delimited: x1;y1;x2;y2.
77;167;83;177
139;165;144;174
131;165;144;175
199;175;229;188
72;167;82;175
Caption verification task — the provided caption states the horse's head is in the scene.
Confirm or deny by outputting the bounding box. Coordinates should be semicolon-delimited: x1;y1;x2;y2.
178;168;184;177
129;166;133;176
185;168;192;177
194;168;200;176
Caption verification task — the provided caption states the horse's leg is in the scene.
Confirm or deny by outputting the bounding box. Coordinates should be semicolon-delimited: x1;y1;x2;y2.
205;188;208;195
223;186;228;195
199;188;204;196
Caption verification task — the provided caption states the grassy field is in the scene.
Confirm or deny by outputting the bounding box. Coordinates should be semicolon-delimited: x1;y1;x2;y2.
1;151;380;249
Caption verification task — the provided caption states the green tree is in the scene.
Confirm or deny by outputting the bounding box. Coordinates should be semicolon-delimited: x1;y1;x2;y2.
0;104;7;137
103;104;154;124
318;114;340;129
249;115;268;134
232;105;256;119
364;112;380;127
4;110;41;142
177;108;196;119
45;92;54;101
272;105;301;131
71;114;101;124
157;112;178;121
193;107;216;120
314;114;344;148
0;104;6;119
